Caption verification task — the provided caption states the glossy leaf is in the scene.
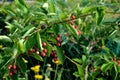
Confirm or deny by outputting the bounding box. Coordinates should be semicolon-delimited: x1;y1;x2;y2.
17;39;26;53
17;57;27;73
36;32;43;52
55;46;65;64
30;53;43;61
72;58;83;64
0;36;12;42
76;64;84;80
96;7;105;25
101;62;113;72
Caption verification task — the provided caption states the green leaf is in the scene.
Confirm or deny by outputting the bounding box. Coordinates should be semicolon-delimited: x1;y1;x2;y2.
15;0;28;14
36;32;43;52
96;7;105;25
118;66;120;73
72;58;82;64
48;1;55;13
82;55;86;62
82;6;97;13
52;24;60;35
17;57;27;73
47;13;56;16
3;8;16;17
22;27;35;38
101;62;113;72
0;35;12;42
114;64;118;73
76;64;84;80
55;46;65;64
24;35;35;50
73;71;80;78
30;53;43;61
66;25;78;40
17;39;26;53
46;43;52;57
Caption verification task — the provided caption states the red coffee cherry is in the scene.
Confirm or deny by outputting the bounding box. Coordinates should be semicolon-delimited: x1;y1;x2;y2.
42;42;47;47
56;42;61;47
57;34;62;37
69;21;74;25
77;30;81;35
118;63;120;67
54;57;58;62
74;25;79;29
113;57;116;61
8;65;12;70
40;52;46;57
71;15;75;20
118;60;120;64
56;37;61;42
32;47;38;53
9;72;13;77
28;49;32;54
12;69;17;74
43;48;47;53
13;65;17;69
50;51;57;58
41;25;46;29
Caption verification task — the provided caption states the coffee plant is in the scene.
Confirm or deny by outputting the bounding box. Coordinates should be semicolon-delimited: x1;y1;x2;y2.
0;0;120;80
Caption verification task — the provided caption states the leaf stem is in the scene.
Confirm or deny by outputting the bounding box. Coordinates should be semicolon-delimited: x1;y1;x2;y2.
54;64;58;80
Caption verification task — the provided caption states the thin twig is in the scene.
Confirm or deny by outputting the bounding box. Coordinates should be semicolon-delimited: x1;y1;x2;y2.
65;55;79;65
84;64;89;80
23;11;119;40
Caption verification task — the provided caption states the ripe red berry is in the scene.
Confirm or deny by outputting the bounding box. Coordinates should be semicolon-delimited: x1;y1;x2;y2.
54;57;58;62
41;25;46;29
50;51;57;57
13;65;17;69
71;15;75;20
43;48;47;53
56;37;61;42
50;52;54;57
56;42;61;47
32;47;38;53
69;21;74;25
12;69;17;74
40;52;46;57
118;64;120;67
28;50;32;54
118;60;120;64
113;57;116;61
58;34;62;37
42;42;47;47
74;25;79;29
8;65;12;70
9;72;13;77
77;30;81;35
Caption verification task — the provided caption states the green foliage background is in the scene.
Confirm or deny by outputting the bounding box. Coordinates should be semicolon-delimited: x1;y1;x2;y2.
0;0;120;80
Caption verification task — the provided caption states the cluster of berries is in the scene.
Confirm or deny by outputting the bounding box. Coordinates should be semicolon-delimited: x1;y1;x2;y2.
50;50;58;62
27;42;47;57
70;14;81;35
56;34;62;47
8;64;17;77
40;42;47;57
113;57;120;67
